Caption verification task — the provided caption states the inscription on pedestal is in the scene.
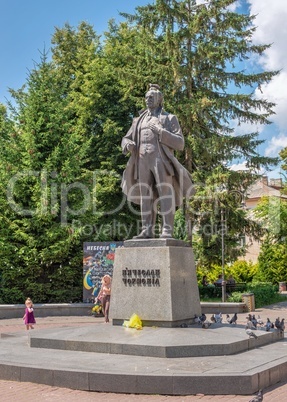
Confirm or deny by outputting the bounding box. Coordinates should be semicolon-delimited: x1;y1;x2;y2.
122;268;160;286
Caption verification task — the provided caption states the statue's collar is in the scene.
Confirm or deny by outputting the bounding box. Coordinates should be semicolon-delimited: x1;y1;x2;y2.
139;107;162;116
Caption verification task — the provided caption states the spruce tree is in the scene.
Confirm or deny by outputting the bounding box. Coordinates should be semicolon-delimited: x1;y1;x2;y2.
0;53;92;302
50;22;139;240
104;0;279;265
0;22;139;302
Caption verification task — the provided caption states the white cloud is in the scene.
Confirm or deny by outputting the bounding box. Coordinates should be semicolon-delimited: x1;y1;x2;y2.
227;0;240;12
229;161;249;171
229;161;266;176
249;0;287;70
248;0;287;132
229;161;265;175
196;0;240;11
255;72;287;131
265;133;287;157
231;120;264;137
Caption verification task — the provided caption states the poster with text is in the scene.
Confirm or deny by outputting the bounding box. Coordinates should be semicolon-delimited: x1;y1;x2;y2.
83;241;123;303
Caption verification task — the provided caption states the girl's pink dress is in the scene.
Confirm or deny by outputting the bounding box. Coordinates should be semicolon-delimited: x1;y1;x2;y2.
24;307;36;325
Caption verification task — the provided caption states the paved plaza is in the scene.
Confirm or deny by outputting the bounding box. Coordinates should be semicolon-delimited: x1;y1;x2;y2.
0;302;287;401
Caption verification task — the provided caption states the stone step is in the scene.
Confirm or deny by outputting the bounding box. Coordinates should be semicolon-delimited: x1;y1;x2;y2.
28;323;282;358
0;325;286;395
0;302;246;320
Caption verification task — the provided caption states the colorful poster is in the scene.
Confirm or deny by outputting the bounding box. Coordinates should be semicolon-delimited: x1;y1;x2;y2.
83;241;123;303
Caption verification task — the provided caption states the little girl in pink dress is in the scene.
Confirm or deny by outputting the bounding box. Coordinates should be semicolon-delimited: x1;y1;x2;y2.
23;298;36;330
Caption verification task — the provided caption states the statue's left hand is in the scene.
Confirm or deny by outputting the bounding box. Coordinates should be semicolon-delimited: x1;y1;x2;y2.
148;122;162;135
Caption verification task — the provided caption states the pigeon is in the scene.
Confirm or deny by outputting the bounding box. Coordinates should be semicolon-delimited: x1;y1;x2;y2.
214;312;222;323
251;314;258;328
193;314;200;324
198;313;207;324
265;318;273;332
210;314;216;323
180;323;188;328
275;318;285;333
226;314;231;323
249;388;263;402
229;313;237;325
202;320;212;329
246;320;256;330
257;315;264;328
246;329;258;339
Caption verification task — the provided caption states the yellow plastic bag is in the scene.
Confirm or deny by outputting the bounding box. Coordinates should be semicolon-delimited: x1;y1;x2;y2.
92;305;101;313
123;313;142;330
92;304;102;315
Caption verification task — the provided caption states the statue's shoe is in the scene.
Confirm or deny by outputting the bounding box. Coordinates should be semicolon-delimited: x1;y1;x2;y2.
159;232;173;239
133;231;152;239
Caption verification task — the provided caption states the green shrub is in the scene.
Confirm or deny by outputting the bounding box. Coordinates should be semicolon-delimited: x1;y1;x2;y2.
246;282;278;308
228;260;258;283
0;288;25;304
47;288;82;303
258;242;287;283
197;260;259;287
227;282;283;307
198;284;222;299
0;281;82;304
227;292;243;303
197;264;224;285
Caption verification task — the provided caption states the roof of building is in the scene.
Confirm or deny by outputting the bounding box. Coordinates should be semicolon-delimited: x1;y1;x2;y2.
247;179;282;200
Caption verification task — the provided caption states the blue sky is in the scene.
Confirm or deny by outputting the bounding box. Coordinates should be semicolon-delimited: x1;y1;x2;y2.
0;0;148;103
1;0;287;179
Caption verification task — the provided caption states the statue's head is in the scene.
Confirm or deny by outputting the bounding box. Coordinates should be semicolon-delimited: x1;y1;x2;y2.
145;83;163;109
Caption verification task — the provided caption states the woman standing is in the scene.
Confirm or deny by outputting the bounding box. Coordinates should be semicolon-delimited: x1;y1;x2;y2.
97;275;112;323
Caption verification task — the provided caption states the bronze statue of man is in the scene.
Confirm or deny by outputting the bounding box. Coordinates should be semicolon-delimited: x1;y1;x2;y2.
121;84;193;239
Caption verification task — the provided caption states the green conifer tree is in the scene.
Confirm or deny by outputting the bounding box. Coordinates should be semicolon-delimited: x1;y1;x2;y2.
104;0;279;265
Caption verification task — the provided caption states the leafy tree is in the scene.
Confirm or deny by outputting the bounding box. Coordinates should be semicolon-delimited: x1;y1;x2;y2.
255;195;287;241
257;242;287;283
279;147;287;195
255;195;287;283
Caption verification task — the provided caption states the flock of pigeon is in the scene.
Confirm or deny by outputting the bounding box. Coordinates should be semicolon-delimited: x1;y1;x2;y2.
192;312;285;338
190;313;284;401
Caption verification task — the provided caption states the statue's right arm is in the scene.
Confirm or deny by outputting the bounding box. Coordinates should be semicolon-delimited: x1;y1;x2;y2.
121;122;136;155
122;139;136;155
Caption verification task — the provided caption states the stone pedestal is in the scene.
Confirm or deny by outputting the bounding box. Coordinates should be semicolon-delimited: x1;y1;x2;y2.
109;239;201;327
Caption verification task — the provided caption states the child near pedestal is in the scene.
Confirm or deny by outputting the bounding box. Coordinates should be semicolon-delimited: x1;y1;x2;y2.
97;275;112;323
23;297;36;330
